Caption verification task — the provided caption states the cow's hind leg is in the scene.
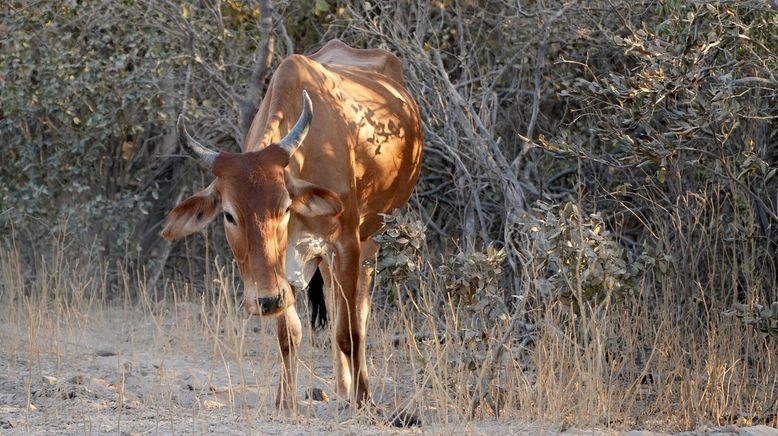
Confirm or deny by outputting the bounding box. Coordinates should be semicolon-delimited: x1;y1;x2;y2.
306;267;327;330
276;304;302;410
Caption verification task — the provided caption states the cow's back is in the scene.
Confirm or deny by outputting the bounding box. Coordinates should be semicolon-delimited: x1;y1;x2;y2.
247;40;423;240
313;42;422;238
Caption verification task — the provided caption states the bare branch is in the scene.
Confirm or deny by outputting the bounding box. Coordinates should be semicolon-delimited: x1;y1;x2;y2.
277;10;294;57
239;0;276;138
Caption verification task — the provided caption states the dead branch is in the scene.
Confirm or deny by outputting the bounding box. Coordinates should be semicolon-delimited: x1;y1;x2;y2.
239;0;276;138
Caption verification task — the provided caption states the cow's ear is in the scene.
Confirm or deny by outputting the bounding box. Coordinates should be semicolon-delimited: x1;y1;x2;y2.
286;175;343;217
161;182;221;239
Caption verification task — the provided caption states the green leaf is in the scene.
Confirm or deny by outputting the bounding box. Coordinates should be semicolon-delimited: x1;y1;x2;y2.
657;167;667;184
315;0;330;16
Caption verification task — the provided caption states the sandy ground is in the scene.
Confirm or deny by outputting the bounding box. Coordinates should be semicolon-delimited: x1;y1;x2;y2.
0;305;770;435
0;306;543;435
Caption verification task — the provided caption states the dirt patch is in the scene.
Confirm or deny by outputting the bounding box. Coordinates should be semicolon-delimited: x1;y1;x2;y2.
1;304;769;435
0;307;533;435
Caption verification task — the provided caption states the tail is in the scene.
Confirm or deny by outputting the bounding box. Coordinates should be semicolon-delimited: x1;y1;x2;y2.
306;267;327;330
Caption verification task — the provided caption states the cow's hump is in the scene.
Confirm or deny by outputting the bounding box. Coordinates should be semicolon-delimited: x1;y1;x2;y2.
308;40;405;84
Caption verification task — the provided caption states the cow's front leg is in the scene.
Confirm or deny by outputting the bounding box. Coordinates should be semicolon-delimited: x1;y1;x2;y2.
317;260;350;400
330;239;373;406
353;240;377;404
276;304;302;410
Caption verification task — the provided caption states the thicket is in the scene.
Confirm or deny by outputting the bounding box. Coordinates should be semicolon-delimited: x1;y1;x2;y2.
2;0;776;428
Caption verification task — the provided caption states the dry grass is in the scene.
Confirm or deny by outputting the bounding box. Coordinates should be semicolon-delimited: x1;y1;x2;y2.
0;235;530;434
1;219;775;434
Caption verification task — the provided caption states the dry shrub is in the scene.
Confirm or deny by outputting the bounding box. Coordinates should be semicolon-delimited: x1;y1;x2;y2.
336;0;777;428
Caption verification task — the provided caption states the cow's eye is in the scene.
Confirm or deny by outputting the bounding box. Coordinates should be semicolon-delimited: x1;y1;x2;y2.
224;212;236;225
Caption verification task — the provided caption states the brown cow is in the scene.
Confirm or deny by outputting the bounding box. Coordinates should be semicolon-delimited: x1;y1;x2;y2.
161;40;423;409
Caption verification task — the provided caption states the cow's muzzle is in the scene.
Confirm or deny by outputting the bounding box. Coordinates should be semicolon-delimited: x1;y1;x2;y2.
257;294;284;314
242;284;293;316
242;294;284;316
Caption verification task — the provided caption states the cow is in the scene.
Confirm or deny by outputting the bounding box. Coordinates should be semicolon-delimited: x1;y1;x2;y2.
161;39;423;410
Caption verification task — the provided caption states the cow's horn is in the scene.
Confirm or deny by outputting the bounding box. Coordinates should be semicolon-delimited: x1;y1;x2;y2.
278;90;313;155
177;114;219;167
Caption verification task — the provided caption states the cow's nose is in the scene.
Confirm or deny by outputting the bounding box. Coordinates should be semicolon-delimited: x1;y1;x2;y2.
257;294;283;314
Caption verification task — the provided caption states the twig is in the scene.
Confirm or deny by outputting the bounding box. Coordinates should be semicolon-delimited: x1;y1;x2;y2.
468;304;523;418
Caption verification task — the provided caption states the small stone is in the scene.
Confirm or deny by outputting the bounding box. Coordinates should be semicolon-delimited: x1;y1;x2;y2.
390;410;421;428
561;429;616;435
740;425;778;436
625;432;667;436
203;399;223;409
305;387;329;402
96;349;116;357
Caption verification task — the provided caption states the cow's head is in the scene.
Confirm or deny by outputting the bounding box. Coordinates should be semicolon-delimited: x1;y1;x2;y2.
161;91;343;316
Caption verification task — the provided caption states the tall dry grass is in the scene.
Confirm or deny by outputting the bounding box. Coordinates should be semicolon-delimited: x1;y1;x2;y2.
367;207;776;431
1;208;774;433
